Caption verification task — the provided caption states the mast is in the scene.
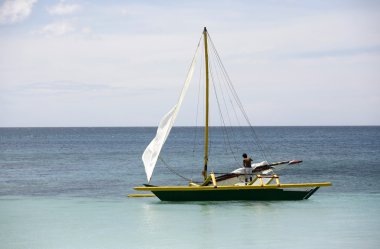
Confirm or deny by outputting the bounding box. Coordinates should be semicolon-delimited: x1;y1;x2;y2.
202;27;209;180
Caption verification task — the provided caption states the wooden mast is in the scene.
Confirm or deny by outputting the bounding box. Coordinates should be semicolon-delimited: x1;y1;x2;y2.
202;27;209;180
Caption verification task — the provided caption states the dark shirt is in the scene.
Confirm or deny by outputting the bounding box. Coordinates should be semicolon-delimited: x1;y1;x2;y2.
243;157;253;168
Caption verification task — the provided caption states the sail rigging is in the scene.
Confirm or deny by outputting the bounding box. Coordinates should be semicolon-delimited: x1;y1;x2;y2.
141;38;201;183
142;28;271;182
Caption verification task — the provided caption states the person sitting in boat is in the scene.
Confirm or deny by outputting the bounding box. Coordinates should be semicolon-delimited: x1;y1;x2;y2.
242;153;253;183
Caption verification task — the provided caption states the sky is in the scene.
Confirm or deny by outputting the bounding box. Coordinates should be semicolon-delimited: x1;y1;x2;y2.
0;0;379;127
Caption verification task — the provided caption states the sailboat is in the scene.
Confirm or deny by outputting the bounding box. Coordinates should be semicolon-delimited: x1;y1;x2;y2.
133;27;331;201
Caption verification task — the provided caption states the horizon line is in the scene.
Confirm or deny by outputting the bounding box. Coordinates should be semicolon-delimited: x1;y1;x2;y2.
1;125;379;129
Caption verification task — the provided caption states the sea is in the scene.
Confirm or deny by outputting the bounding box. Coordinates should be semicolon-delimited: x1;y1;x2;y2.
1;126;379;249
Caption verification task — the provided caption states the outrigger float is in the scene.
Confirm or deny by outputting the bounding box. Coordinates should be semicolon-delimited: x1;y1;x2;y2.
132;28;331;201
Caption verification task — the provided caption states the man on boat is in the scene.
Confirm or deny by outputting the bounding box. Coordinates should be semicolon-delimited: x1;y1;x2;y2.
242;153;253;183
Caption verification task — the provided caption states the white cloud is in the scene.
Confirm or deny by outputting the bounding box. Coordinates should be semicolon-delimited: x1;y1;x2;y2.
38;20;76;36
0;0;37;24
1;1;379;126
81;26;91;34
47;0;80;15
120;8;128;16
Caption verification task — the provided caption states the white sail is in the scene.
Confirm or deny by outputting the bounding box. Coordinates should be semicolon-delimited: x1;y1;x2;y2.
142;43;200;182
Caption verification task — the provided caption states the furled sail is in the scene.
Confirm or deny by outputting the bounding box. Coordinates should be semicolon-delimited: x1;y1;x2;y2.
142;42;201;182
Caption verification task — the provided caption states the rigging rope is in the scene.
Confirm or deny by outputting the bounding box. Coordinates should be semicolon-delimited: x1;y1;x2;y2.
209;55;240;166
208;41;243;153
207;32;274;163
209;42;252;157
158;156;192;182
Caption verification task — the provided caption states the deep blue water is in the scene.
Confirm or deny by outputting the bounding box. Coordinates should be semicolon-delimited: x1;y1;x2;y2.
1;127;380;249
1;126;379;196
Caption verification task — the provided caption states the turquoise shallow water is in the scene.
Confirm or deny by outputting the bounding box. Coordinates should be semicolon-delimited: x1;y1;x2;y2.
1;194;379;249
1;127;380;248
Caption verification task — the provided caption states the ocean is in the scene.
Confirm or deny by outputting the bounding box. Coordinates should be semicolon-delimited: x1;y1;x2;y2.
1;127;379;249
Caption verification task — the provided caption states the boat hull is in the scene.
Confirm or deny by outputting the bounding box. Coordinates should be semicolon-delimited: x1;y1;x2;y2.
134;182;331;201
150;187;319;201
